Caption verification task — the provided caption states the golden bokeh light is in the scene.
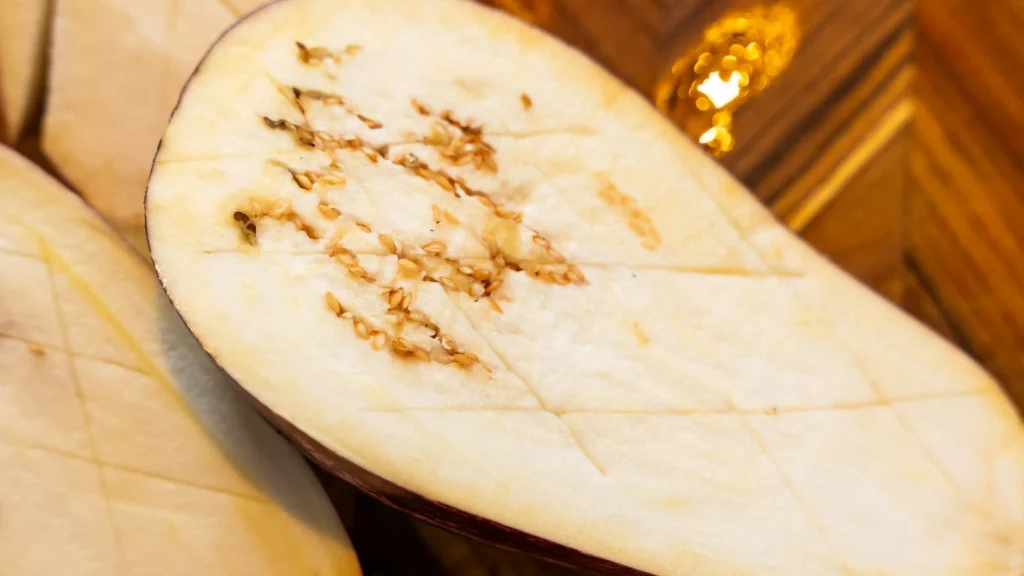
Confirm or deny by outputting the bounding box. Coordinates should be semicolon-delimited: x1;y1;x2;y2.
697;70;743;109
655;4;801;157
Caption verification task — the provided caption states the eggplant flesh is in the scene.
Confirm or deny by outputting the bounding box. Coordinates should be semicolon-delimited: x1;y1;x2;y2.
0;144;360;576
146;1;1024;574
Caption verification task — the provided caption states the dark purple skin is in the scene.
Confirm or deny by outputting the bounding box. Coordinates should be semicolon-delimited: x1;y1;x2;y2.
144;1;651;573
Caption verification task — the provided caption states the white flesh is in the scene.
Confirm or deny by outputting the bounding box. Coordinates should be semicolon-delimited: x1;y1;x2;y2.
0;143;361;576
146;0;1024;574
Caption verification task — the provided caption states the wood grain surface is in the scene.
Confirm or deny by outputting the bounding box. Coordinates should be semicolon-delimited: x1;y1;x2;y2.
911;0;1024;404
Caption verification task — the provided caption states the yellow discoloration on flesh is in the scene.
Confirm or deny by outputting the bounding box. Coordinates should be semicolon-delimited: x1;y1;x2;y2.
630;320;649;346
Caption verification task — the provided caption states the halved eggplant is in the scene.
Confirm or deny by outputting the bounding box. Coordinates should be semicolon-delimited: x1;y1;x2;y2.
145;1;1024;574
0;143;361;575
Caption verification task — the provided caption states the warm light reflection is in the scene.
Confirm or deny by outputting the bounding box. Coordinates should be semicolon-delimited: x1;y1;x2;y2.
655;4;801;157
697;71;743;109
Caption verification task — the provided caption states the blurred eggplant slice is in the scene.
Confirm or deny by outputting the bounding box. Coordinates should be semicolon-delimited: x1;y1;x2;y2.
0;143;361;575
0;0;49;142
145;0;1024;574
42;0;267;241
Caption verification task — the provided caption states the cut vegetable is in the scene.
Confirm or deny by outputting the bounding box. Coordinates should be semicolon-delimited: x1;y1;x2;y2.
0;0;50;142
146;0;1024;574
0;143;361;576
42;0;259;239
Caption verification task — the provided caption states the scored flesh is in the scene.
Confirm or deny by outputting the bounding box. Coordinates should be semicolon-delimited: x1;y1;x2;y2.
0;144;361;575
145;0;1024;574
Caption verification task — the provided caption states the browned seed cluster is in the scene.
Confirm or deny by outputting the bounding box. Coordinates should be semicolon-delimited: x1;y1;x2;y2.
475;222;581;282
395;153;458;194
393;243;511;312
481;226;586;287
438;124;497;172
296;41;362;65
263;117;316;147
265;112;516;249
520;261;587;286
520;92;533;110
232;199;321;244
357;114;383;129
439;109;479;136
256;60;565;372
392;153;524;229
379;209;584;300
421;241;445;256
259;117;583;288
397;257;421;275
263;116;386;161
292;87;345;107
325;289;489;371
411;99;431;116
318;201;342;220
291;87;385;131
270;159;347;191
378;233;398;254
430;204;460;225
325;292;389;350
390;330;485;370
326;232;485;369
259;77;583;363
443;344;486;370
249;198;322;240
530;233;565;263
386;288;486;370
388;337;429;361
324;237;374;282
410;99;497;172
598;178;662;251
480;226;586;286
385;286;414;312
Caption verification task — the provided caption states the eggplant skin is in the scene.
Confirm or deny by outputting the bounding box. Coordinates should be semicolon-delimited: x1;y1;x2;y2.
146;1;1024;574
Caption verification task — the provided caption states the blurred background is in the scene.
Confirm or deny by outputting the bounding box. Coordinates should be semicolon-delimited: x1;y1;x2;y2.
5;0;1022;573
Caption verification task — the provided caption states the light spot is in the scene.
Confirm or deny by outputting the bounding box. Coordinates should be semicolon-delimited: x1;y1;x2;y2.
696;70;742;109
